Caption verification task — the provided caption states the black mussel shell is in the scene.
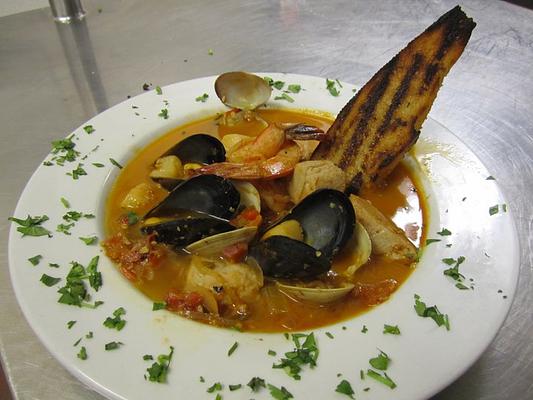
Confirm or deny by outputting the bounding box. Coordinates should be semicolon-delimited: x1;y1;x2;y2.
250;189;355;279
286;189;355;258
144;175;240;220
142;210;234;249
153;178;184;191
164;134;225;164
249;236;330;279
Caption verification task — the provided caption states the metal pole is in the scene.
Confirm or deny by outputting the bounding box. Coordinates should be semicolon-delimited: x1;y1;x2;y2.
49;0;86;23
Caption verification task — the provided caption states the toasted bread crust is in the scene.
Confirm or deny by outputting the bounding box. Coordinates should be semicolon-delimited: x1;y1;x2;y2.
312;6;476;193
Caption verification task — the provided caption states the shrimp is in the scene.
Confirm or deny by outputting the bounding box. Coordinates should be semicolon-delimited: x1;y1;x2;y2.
196;142;302;180
227;123;326;163
193;123;324;180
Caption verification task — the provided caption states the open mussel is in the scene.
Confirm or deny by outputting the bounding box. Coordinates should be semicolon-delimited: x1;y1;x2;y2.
145;174;239;220
150;134;226;190
249;189;355;279
141;175;240;249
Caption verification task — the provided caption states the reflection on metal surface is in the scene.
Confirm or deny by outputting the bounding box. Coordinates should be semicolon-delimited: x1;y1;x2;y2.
54;16;108;115
49;0;86;23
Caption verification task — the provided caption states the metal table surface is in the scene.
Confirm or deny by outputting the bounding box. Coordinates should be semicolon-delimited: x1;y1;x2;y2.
0;0;532;399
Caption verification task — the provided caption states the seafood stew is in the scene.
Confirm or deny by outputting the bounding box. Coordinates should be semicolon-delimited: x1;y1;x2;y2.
103;109;425;331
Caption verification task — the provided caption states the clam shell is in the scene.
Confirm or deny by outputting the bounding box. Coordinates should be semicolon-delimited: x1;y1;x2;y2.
277;282;354;304
342;222;372;277
215;71;272;110
231;181;261;212
186;226;257;258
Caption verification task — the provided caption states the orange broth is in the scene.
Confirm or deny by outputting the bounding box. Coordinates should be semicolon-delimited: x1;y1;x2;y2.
104;109;426;332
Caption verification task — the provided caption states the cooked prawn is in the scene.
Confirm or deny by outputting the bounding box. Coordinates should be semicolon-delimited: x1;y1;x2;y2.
196;142;302;180
227;123;325;163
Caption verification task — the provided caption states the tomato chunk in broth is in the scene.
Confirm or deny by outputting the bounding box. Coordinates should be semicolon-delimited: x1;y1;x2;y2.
103;109;425;332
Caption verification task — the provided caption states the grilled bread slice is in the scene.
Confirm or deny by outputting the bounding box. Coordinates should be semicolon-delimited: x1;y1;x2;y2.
312;6;476;193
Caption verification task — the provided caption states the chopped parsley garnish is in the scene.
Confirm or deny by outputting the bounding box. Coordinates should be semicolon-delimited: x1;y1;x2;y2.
208;48;214;55
425;238;441;245
86;331;93;339
109;158;123;169
92;162;105;168
326;78;341;96
263;76;274;86
142;83;151;91
215;395;221;400
273;332;318;380
268;383;293;400
103;307;126;331
268;349;277;356
155;86;162;95
63;210;95;222
414;294;450;330
274;93;295;103
48;135;80;166
335;379;355;399
79;236;98;245
57;222;75;235
325;331;334;339
227;341;239;356
83;125;95;134
361;325;368;333
229;384;242;391
126;211;139;225
360;369;365;380
145;346;174;383
272;80;285;90
67;164;87;180
77;346;87;360
73;338;82;346
286;84;301;93
247;377;266;392
456;282;470;290
383;324;401;335
441;257;456;265
437;228;452;236
442;256;466;281
366;370;396;389
105;341;123;351
67;320;76;329
152;302;166;311
49;263;60;268
28;254;43;266
40;274;61;287
369;350;390;370
158;108;169;119
207;382;223;393
60;197;70;208
9;215;52;237
57;257;102;306
143;355;153;361
489;204;507;215
195;93;209;102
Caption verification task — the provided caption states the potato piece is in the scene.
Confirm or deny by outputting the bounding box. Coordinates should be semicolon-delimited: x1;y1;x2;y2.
149;155;183;179
261;220;304;242
288;160;346;204
349;195;417;263
120;182;156;210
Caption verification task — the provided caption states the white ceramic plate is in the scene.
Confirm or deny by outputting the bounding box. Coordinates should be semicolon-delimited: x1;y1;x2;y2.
8;74;519;400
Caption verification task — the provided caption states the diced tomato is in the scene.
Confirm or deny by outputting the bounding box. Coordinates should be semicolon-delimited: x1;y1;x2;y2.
166;291;204;312
352;279;399;306
230;207;262;228
102;232;166;281
222;242;248;263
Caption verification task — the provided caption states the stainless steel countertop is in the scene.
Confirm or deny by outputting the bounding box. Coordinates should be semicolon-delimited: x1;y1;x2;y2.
1;1;532;399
